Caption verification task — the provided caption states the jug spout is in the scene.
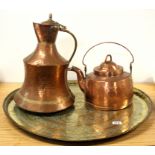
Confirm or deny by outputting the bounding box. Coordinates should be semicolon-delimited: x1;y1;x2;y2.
69;66;86;92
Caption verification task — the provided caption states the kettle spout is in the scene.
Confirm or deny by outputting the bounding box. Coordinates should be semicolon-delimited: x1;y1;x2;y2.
69;66;85;92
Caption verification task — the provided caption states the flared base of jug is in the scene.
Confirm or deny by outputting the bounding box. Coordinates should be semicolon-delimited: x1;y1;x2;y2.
13;93;75;113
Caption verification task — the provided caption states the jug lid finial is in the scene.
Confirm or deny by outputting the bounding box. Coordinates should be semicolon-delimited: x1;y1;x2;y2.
41;13;60;27
49;13;52;20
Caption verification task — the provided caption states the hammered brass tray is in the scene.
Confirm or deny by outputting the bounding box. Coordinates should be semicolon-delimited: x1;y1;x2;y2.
3;83;152;142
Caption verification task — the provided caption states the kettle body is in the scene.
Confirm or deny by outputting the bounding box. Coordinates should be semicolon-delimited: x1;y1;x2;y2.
84;69;133;110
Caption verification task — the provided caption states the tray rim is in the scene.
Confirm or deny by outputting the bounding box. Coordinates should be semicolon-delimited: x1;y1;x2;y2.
3;87;153;143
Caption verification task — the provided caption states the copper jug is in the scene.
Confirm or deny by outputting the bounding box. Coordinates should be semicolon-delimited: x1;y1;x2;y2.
70;42;134;110
14;14;77;113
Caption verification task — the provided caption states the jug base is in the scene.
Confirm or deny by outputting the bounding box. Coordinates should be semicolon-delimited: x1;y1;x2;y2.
14;93;75;113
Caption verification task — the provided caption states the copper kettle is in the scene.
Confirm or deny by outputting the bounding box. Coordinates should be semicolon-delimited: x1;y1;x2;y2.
14;14;77;113
70;42;134;110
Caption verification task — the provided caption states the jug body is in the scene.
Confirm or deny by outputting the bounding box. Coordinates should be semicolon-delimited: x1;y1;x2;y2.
14;15;77;113
14;66;74;112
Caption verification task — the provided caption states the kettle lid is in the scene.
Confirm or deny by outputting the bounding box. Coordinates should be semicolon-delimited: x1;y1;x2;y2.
94;54;123;77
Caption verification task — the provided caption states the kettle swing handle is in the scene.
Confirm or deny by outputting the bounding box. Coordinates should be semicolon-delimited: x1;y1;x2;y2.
57;25;78;63
82;42;134;76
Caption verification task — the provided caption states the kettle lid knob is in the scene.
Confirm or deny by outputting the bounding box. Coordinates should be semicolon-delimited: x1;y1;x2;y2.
94;54;123;77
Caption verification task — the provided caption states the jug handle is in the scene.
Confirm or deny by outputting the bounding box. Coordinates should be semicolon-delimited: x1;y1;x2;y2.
82;42;134;76
59;27;77;63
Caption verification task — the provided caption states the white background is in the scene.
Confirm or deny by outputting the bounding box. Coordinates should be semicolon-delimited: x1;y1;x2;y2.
0;1;155;82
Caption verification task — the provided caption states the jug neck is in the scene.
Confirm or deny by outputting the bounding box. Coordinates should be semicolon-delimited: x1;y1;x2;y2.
33;23;58;43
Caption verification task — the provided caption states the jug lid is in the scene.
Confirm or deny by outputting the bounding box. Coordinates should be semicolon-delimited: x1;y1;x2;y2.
94;54;123;77
41;13;65;28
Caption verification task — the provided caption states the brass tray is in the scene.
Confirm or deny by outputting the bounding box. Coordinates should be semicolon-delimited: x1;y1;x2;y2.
3;83;152;142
